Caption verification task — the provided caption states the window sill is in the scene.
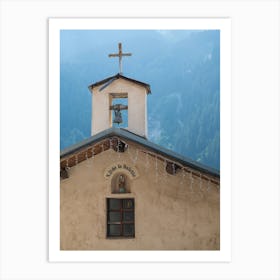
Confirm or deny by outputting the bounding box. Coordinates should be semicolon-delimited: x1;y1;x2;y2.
106;236;135;239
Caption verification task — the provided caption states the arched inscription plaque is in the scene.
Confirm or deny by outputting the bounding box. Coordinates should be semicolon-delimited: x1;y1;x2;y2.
104;163;139;180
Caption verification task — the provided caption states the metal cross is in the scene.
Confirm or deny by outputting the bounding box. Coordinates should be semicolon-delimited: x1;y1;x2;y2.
108;43;132;74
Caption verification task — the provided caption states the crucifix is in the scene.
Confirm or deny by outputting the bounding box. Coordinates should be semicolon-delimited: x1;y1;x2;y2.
109;104;128;125
108;43;132;75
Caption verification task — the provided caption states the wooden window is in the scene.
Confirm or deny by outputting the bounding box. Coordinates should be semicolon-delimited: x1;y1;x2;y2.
106;198;135;238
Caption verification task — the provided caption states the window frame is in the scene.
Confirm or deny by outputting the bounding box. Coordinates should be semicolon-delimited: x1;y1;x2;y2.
106;198;135;239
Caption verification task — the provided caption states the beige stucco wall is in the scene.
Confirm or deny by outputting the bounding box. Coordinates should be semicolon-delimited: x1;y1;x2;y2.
91;79;148;137
60;143;220;250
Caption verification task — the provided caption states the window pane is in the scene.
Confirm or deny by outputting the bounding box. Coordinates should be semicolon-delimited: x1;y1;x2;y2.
109;211;121;222
123;211;134;222
123;199;134;209
108;199;121;210
108;224;121;236
123;224;134;236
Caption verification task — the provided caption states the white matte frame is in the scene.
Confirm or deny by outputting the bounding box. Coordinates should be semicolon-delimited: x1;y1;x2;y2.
1;1;279;279
49;18;232;262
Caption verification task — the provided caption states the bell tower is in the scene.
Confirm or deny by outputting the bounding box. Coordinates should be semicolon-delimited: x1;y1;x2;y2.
88;43;151;138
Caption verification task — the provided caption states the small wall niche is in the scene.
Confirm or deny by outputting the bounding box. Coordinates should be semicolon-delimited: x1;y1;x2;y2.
111;138;128;153
111;173;131;194
165;161;181;175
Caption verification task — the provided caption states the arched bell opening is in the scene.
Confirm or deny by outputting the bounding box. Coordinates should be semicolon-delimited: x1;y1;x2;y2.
109;92;128;129
111;173;131;194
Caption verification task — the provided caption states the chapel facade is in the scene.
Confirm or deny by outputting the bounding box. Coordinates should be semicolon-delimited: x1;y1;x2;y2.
60;43;220;250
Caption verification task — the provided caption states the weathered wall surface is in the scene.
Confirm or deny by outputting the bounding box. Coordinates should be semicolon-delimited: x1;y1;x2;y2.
60;143;220;250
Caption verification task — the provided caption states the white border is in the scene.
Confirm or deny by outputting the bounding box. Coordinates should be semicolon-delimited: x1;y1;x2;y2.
49;18;231;262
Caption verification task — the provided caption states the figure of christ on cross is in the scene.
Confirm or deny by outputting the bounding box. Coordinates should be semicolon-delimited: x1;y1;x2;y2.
109;104;128;125
108;43;132;74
